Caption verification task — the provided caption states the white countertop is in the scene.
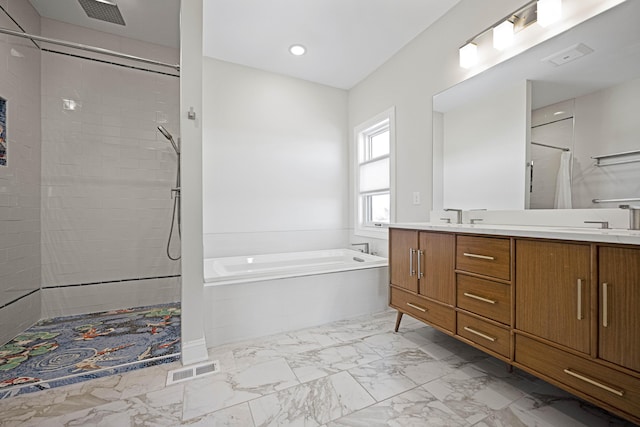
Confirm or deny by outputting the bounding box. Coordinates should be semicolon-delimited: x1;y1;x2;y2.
391;222;640;245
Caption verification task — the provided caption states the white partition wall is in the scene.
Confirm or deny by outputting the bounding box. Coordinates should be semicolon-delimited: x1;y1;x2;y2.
202;59;349;258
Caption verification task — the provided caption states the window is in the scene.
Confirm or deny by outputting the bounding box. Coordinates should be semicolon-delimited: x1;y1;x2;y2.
354;107;395;238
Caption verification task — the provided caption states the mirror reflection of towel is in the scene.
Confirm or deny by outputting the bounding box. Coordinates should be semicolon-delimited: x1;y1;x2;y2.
555;151;572;209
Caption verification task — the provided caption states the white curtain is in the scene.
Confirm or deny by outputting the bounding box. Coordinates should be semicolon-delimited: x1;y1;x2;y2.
554;151;572;209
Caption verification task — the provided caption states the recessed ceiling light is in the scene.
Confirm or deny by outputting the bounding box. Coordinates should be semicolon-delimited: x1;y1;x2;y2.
289;44;306;56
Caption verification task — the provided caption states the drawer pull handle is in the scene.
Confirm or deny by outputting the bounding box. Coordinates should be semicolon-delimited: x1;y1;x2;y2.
577;279;583;320
563;369;624;397
463;252;495;261
463;292;497;304
406;302;427;312
602;283;608;327
463;326;496;342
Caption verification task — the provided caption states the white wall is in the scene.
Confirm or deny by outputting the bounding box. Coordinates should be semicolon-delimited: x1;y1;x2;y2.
348;0;625;240
348;0;518;254
202;58;349;258
442;81;529;210
0;0;42;345
180;0;208;365
39;19;180;312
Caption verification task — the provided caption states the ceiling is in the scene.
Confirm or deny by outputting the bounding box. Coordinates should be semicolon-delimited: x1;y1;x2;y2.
202;0;460;89
28;0;181;49
28;0;460;90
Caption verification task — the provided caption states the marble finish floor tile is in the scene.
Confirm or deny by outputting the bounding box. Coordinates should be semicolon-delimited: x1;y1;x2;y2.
327;386;468;427
474;381;638;427
422;364;533;425
362;331;422;358
26;384;185;427
249;371;375;427
182;357;299;421
348;349;449;402
183;402;255;427
286;341;381;383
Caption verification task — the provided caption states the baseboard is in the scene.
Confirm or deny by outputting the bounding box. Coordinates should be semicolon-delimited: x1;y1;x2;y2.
181;337;209;366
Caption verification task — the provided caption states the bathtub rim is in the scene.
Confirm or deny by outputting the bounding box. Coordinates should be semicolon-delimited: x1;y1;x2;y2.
204;248;388;287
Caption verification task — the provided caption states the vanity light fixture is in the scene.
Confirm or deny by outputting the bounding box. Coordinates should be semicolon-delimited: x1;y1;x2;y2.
289;44;306;56
493;20;515;50
459;43;478;69
458;0;561;68
537;0;562;27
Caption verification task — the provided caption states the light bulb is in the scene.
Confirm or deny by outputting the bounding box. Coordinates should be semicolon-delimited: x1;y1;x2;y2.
538;0;562;27
289;44;306;56
493;20;514;50
459;43;478;69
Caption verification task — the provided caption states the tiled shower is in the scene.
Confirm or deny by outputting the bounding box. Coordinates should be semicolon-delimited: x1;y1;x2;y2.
0;1;181;345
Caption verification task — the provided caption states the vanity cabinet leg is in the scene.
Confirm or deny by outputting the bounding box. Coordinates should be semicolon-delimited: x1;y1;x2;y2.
394;311;403;332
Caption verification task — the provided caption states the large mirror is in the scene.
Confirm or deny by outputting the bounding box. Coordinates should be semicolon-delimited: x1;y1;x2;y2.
433;1;640;210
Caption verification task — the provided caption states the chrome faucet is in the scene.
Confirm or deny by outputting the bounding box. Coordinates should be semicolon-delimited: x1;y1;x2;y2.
351;243;370;254
444;208;463;224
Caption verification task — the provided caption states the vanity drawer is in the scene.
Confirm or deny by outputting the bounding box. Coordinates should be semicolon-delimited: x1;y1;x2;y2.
390;287;455;333
457;274;511;324
456;235;511;281
516;334;640;419
457;312;510;357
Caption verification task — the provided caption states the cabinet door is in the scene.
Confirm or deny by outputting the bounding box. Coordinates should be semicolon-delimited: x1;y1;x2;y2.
420;232;455;304
599;246;640;372
389;229;418;293
516;240;590;353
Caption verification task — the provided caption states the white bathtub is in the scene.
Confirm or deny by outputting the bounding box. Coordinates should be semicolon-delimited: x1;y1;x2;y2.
205;248;387;286
202;248;389;346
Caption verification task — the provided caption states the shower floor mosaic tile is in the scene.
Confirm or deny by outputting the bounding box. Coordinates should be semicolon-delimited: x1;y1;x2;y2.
0;303;180;399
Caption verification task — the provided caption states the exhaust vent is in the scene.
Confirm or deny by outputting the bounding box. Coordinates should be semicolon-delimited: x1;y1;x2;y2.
166;360;220;386
542;43;594;66
78;0;126;26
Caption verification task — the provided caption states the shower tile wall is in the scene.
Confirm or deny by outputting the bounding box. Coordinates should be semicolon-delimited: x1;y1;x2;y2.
39;18;180;315
0;1;42;345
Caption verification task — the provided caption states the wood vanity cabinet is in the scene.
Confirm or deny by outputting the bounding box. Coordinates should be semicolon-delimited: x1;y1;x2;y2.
598;246;640;372
454;235;512;359
389;227;640;424
389;228;455;333
515;239;591;354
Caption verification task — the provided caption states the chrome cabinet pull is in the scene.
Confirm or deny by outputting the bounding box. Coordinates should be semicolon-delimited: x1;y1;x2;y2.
406;302;427;313
463;292;496;304
602;282;609;327
563;369;624;396
463;252;495;261
577;279;583;320
409;248;415;276
417;250;424;278
463;326;496;342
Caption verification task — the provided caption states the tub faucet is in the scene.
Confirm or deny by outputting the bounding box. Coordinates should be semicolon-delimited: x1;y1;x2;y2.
444;208;463;224
352;243;370;254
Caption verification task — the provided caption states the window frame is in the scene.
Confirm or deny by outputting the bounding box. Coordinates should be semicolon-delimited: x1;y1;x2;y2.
353;107;396;239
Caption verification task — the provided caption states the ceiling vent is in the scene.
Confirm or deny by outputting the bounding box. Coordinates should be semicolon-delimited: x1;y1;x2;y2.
78;0;126;26
542;43;594;66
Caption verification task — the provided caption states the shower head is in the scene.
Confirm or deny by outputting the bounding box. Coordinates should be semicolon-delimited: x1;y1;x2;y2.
78;0;126;26
158;126;180;155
